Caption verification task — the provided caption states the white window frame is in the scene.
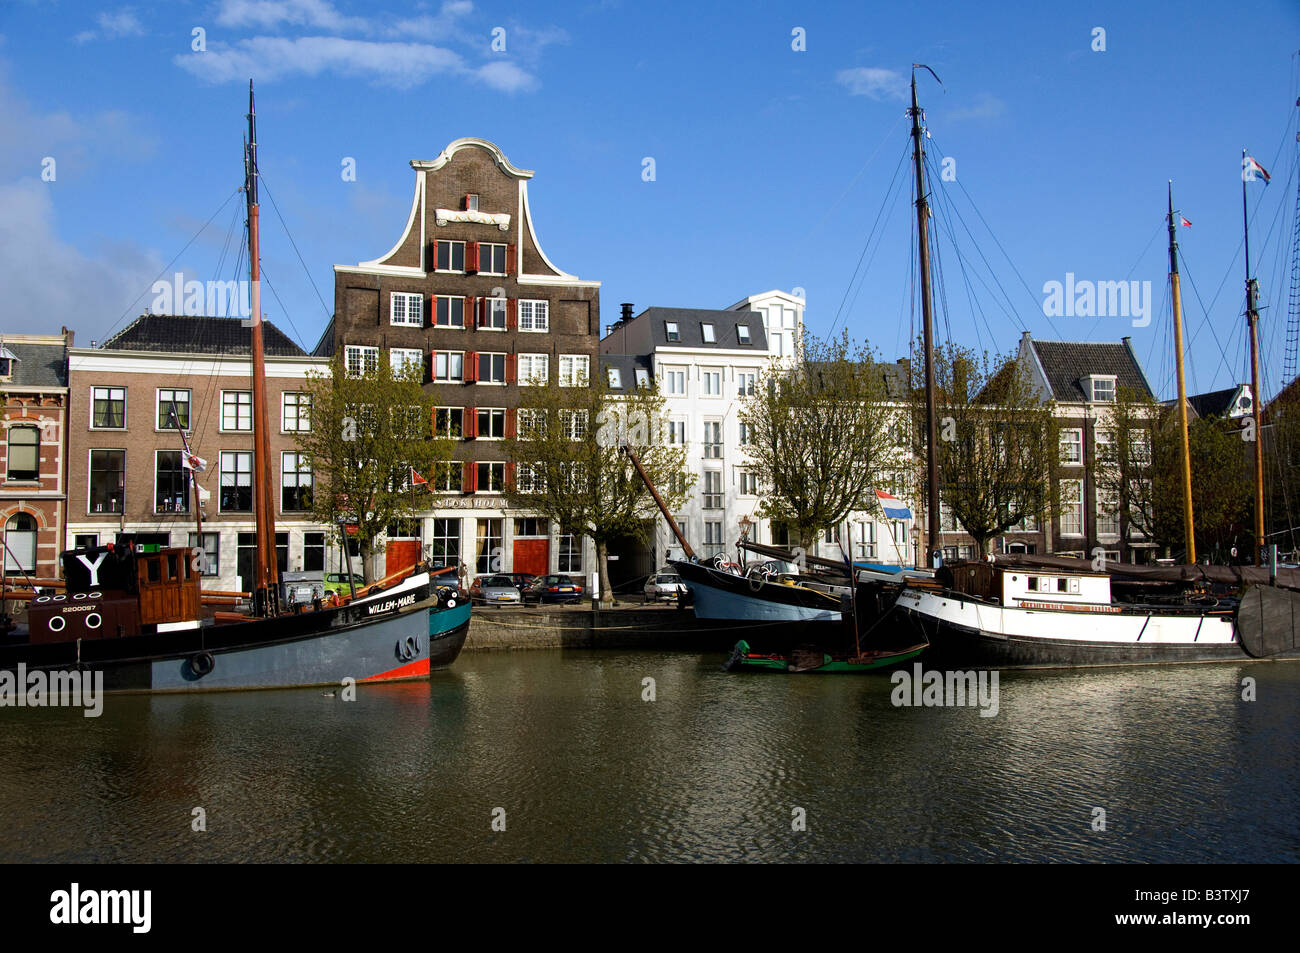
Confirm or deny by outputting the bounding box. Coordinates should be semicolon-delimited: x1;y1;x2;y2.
737;325;751;344
281;392;311;433
156;388;192;432
345;345;379;378
480;297;507;331
702;369;722;397
736;372;756;397
435;295;465;329
518;299;550;332
664;322;680;342
559;354;590;387
434;351;465;383
663;367;686;396
390;348;423;378
436;240;466;273
701;323;715;343
220;390;253;432
90;386;126;430
390;292;424;327
476;407;507;440
477;352;507;385
1060;428;1083;466
479;242;508;276
1059;479;1084;537
518;353;549;386
434;407;464;438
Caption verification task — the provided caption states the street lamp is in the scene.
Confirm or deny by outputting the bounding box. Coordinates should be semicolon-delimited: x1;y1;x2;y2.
738;515;752;566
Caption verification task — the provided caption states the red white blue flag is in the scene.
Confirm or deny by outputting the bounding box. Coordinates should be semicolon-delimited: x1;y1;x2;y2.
1244;156;1271;184
875;489;913;520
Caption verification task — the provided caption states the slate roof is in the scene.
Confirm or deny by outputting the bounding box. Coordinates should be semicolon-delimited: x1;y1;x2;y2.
599;354;654;391
101;315;306;356
1187;386;1244;419
4;342;68;388
631;307;768;350
1028;338;1153;401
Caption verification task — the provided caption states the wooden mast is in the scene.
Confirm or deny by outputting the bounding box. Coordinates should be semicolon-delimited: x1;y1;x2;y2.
1168;183;1196;563
245;82;279;615
1242;148;1267;566
910;67;942;567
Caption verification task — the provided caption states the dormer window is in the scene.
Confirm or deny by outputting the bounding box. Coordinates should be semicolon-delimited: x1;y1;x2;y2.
737;325;751;344
607;368;622;388
665;322;679;342
702;323;715;343
0;358;10;378
1085;375;1116;403
634;369;650;389
465;194;479;211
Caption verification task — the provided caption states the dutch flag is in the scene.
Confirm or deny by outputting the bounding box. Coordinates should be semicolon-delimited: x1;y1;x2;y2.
1244;155;1271;185
875;489;913;520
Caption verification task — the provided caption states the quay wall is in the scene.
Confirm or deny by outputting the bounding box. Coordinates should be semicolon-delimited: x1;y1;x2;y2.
462;605;754;652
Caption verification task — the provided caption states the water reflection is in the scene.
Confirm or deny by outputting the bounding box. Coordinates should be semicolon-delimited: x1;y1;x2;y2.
0;654;1296;862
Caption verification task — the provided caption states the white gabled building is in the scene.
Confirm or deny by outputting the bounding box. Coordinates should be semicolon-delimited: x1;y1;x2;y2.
601;291;917;572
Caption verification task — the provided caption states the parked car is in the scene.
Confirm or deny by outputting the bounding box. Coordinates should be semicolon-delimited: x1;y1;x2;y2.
522;574;585;605
643;570;686;603
322;572;364;597
471;574;523;607
500;572;537;592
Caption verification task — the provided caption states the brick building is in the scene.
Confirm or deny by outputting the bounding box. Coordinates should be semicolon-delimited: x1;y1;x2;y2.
328;137;601;579
65;315;336;591
1;330;73;582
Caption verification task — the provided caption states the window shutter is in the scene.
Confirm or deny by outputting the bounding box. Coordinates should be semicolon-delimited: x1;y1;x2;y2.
467;352;478;383
505;461;516;490
464;193;472;211
506;353;517;384
466;296;477;330
466;241;480;274
505;408;517;439
466;407;478;439
463;460;476;493
506;243;516;275
507;298;517;331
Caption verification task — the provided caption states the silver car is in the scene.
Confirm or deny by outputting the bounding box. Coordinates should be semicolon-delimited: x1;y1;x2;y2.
644;571;686;602
476;574;522;607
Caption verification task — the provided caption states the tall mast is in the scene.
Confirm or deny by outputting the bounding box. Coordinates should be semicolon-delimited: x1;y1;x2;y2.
910;67;941;567
1168;183;1196;563
1243;148;1266;565
245;82;279;615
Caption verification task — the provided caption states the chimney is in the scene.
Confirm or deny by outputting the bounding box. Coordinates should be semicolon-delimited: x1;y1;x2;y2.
620;303;634;323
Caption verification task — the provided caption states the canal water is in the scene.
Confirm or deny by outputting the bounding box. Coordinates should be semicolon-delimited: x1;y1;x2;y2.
1;652;1297;863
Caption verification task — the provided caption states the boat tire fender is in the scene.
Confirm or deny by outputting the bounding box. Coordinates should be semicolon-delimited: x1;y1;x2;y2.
190;651;215;678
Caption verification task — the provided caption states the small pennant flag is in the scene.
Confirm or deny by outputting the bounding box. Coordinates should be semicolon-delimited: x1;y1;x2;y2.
1180;216;1192;227
410;467;428;487
875;489;913;520
1244;155;1271;184
182;452;207;473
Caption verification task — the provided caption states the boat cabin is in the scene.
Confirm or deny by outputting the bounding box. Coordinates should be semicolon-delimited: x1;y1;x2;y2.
940;561;1115;610
23;538;202;644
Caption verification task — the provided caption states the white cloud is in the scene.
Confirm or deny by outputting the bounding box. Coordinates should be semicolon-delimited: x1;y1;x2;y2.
175;36;467;89
836;67;906;101
0;179;163;340
474;60;537;94
215;0;369;33
947;92;1007;122
73;7;145;44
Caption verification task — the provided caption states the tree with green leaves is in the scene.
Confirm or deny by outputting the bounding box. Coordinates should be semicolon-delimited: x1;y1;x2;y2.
1091;386;1251;561
913;342;1060;558
503;369;692;606
294;350;455;582
740;331;902;550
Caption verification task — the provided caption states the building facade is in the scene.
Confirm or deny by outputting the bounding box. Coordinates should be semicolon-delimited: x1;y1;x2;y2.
1;330;73;582
65;315;337;591
329;137;601;581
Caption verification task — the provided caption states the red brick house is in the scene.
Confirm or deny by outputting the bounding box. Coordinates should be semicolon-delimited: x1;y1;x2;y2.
328;137;602;579
1;330;73;583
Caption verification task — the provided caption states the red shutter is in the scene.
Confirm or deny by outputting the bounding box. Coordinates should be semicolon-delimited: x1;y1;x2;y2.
464;296;474;330
466;352;478;383
466;241;480;274
507;298;517;331
463;460;477;493
505;462;516;490
505;408;517;439
506;243;516;275
464;193;472;211
506;353;517;384
466;407;478;439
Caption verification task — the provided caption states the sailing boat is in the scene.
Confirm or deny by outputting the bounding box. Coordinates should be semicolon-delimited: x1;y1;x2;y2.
0;84;471;691
894;89;1300;667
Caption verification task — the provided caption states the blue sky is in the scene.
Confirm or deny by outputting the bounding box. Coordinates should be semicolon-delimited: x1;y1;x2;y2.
2;0;1298;401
